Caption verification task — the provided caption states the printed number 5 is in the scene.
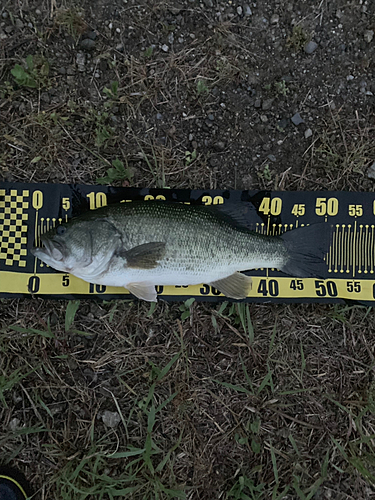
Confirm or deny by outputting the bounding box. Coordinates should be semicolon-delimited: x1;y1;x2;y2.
62;198;70;210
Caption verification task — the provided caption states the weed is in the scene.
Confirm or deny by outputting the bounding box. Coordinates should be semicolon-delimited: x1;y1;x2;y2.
274;80;289;96
103;81;119;100
227;475;265;500
83;108;116;148
179;298;195;321
234;417;261;454
96;158;134;185
143;46;154;58
196;79;209;96
286;25;310;52
328;387;375;484
55;8;87;40
11;55;50;89
257;164;272;182
185;149;197;166
65;300;80;332
0;366;38;408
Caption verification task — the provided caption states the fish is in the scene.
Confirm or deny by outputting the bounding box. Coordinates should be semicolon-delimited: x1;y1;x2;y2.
31;200;329;302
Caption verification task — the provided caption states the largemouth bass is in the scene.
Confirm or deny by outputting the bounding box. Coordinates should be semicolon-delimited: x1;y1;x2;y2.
31;201;329;301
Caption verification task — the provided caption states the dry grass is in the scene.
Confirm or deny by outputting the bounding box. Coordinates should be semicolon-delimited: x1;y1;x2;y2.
2;300;375;499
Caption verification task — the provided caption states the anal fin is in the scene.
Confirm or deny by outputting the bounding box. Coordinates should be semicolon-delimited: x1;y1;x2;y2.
210;272;252;300
126;283;158;302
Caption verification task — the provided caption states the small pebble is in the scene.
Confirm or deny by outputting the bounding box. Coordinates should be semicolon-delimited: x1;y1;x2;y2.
270;14;279;24
15;18;24;29
214;141;225;151
2;11;8;18
254;98;261;108
305;40;318;54
76;52;86;72
262;98;274;111
367;162;375;180
267;154;276;162
86;31;97;40
305;128;313;139
244;5;252;16
102;411;121;428
35;9;42;15
347;75;354;81
208;113;214;121
260;114;268;122
116;27;121;33
364;30;374;43
291;112;304;126
161;44;169;52
80;38;96;50
189;133;194;141
237;6;243;16
156;113;162;120
277;118;289;130
9;418;20;431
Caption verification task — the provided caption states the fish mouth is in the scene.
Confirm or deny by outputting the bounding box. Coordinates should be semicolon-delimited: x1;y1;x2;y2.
31;238;65;262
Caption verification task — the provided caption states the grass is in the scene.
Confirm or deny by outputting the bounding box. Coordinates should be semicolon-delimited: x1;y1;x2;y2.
4;300;374;498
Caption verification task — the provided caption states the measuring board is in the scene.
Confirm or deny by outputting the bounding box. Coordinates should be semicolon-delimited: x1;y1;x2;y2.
1;181;375;305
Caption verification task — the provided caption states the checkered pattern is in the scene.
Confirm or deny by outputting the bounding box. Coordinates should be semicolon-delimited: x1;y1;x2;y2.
0;189;29;267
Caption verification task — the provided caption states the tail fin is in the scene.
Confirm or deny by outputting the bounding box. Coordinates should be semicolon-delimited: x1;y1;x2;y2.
280;224;331;278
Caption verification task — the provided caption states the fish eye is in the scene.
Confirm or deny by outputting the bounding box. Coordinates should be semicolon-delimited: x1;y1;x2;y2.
56;225;66;235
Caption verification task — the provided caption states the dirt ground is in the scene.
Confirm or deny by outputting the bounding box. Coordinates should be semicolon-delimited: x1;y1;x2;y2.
1;0;375;499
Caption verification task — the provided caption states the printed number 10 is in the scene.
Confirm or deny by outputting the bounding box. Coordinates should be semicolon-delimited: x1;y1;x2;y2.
87;192;107;210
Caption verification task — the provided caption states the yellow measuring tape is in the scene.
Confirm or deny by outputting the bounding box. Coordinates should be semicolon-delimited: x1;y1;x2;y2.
1;183;375;304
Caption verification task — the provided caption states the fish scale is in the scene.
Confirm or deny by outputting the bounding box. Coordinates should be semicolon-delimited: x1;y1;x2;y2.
102;202;287;281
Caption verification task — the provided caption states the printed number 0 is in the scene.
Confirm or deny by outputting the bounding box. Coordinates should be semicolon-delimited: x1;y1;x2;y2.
32;191;43;210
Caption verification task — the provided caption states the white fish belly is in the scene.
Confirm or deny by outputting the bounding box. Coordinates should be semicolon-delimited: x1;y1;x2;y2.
88;255;284;288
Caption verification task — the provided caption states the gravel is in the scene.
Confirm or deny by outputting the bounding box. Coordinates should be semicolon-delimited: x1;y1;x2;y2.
367;162;375;180
102;410;121;428
291;112;305;126
262;98;274;111
305;40;318;54
80;38;96;51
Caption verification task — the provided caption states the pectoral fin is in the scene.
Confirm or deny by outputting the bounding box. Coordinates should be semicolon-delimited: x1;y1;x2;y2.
126;283;158;302
123;242;166;269
210;272;252;300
